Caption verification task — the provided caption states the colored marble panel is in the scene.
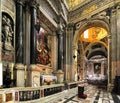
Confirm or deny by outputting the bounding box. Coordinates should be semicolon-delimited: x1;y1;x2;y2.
6;93;12;102
0;94;2;103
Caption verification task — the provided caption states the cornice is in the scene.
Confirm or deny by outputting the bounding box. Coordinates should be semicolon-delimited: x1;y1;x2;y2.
67;23;75;29
69;0;120;24
15;0;26;5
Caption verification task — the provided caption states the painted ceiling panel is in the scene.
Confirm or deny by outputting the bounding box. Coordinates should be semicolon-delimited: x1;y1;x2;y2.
80;27;108;42
65;0;83;8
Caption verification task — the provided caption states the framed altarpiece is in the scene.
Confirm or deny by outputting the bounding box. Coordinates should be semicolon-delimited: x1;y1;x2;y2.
36;27;51;65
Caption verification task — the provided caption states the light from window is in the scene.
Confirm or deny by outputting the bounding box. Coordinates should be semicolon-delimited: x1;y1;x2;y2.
84;30;88;38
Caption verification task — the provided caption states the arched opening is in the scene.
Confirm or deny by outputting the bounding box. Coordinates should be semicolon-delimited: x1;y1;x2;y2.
73;20;109;89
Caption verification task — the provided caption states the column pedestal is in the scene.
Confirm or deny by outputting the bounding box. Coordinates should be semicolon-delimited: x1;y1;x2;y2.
107;83;114;92
15;63;25;87
54;70;64;83
27;64;41;87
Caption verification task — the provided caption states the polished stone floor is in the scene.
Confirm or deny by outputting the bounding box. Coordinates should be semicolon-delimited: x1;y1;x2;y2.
56;84;120;103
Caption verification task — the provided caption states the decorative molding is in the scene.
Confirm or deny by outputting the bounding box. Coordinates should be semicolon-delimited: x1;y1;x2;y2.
116;3;120;13
38;10;57;33
15;0;26;5
67;23;74;28
69;0;120;23
111;7;116;16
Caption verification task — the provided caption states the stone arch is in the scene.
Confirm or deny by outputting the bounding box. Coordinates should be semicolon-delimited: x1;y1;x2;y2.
73;18;110;81
73;19;110;45
73;19;110;57
85;41;108;56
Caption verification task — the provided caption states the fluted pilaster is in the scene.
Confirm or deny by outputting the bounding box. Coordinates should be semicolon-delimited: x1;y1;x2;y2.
64;23;75;82
116;4;120;75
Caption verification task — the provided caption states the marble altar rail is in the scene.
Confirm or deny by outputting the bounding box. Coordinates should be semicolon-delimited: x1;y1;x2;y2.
0;81;83;103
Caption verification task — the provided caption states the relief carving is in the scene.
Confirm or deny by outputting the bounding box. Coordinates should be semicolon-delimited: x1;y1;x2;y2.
2;13;14;62
2;14;14;51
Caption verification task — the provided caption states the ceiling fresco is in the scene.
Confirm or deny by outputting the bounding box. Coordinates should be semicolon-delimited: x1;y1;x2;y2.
80;27;108;42
65;0;84;8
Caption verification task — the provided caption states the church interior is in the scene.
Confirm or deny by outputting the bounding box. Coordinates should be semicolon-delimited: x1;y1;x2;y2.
0;0;120;103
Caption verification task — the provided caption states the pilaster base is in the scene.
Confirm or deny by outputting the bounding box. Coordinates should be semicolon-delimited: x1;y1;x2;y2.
107;83;114;92
54;70;64;83
15;63;25;87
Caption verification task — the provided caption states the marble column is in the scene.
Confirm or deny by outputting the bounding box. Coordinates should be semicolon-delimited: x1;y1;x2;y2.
108;37;113;92
107;35;112;84
24;5;31;65
51;33;57;71
30;1;37;64
57;30;63;70
116;4;120;75
64;24;74;82
0;0;1;62
110;7;117;83
15;0;24;63
15;0;26;87
54;29;64;83
0;0;2;87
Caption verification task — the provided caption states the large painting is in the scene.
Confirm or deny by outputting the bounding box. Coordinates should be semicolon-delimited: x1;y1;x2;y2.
36;27;51;65
94;63;101;74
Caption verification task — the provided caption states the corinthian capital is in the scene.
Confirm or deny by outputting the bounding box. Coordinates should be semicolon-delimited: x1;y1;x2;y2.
116;3;120;13
30;0;39;8
15;0;26;5
111;7;116;16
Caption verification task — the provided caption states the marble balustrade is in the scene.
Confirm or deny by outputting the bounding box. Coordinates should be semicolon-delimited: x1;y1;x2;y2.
0;81;84;103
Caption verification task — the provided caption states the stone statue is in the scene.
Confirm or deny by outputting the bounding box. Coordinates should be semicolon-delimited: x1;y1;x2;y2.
2;15;14;50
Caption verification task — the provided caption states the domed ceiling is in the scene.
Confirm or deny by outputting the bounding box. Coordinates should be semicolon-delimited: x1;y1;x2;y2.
80;27;108;61
80;27;108;42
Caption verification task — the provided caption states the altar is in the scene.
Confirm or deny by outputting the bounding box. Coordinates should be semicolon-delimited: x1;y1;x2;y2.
27;64;57;87
40;75;57;85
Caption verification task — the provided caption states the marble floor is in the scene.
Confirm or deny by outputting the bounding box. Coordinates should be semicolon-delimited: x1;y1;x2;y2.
56;84;120;103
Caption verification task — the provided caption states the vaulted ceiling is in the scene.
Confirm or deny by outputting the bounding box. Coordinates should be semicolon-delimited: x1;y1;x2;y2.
65;0;84;8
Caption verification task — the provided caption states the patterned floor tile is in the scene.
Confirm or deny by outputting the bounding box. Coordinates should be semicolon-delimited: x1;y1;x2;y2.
57;84;120;103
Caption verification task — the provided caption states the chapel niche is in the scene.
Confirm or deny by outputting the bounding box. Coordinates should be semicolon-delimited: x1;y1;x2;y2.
2;12;14;62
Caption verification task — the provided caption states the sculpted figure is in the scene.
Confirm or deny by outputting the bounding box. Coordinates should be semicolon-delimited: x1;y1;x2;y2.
2;15;13;45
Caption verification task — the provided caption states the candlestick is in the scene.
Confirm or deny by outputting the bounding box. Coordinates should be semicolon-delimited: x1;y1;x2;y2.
11;63;14;80
24;65;27;79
